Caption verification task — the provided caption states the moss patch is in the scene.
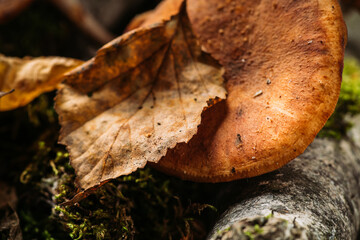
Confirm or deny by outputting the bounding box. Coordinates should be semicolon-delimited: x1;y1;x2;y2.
54;167;217;240
318;58;360;139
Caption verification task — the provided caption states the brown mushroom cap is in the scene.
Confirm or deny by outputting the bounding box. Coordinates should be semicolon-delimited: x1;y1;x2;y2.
136;0;347;182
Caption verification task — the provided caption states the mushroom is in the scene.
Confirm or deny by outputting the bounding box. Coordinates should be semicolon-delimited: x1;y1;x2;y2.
135;0;347;182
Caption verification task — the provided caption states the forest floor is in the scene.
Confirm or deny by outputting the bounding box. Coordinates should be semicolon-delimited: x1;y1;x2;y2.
1;1;360;240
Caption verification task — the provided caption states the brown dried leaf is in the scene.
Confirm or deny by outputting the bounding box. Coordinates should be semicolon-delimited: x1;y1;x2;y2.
55;4;226;191
0;55;83;111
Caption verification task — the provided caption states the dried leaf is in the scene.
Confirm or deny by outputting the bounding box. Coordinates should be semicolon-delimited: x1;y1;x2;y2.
0;55;83;111
55;4;226;191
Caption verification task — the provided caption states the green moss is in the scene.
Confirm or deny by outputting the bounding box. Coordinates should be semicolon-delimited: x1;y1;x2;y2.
54;177;135;240
319;58;360;139
265;213;273;220
217;226;231;235
244;230;255;240
241;217;269;239
17;140;73;239
215;214;297;240
253;224;263;234
54;167;217;240
0;92;217;240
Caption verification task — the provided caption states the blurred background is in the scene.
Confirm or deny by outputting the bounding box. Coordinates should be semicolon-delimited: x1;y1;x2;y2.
0;0;359;60
0;0;162;59
345;9;360;59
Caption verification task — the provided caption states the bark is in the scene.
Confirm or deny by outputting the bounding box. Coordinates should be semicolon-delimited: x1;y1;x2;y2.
208;115;360;240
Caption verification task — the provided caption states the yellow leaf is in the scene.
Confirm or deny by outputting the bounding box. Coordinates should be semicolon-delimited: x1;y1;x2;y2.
0;55;82;111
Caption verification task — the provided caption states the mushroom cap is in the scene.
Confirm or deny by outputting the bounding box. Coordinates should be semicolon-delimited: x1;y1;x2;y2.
140;0;347;182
